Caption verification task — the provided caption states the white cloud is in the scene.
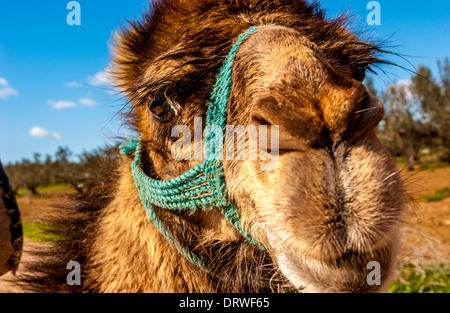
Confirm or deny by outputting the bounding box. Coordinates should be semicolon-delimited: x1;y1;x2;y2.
47;100;77;110
79;97;97;107
87;69;113;87
394;80;414;100
0;77;18;99
29;126;61;140
65;80;83;88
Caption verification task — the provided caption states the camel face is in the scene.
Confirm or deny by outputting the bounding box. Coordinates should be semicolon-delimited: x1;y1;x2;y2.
109;0;407;292
223;27;407;292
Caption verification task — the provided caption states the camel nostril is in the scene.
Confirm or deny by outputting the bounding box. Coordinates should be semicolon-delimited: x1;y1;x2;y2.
357;93;384;127
251;96;279;127
309;127;334;155
360;92;371;110
344;91;384;145
251;114;273;127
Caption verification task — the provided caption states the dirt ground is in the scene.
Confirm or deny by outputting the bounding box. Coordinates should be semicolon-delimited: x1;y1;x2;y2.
0;167;449;292
0;239;43;293
399;167;450;263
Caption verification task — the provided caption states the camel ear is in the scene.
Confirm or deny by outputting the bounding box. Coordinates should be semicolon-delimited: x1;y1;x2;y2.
109;0;169;94
109;25;149;93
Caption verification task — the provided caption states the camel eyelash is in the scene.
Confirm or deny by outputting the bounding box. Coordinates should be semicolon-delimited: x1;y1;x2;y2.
147;92;181;124
163;90;182;116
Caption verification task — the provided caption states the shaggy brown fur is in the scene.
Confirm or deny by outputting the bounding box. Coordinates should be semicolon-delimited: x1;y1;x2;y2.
21;0;406;293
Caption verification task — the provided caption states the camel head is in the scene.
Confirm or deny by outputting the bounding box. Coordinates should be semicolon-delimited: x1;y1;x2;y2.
111;0;407;292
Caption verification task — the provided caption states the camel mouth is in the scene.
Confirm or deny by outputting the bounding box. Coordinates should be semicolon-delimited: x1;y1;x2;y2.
275;239;398;293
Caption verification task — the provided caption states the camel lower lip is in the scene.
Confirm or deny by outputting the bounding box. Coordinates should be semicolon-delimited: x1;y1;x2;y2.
276;247;395;293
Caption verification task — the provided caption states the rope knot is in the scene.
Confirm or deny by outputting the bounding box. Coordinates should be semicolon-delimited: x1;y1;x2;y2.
120;137;140;157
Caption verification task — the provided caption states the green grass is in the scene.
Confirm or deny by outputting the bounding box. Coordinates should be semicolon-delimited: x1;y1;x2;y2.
15;184;73;198
389;264;450;293
22;222;65;243
394;156;407;166
418;188;450;202
36;184;73;193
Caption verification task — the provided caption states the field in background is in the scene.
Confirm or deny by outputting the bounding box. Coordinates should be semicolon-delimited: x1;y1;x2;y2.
388;166;450;292
2;167;450;293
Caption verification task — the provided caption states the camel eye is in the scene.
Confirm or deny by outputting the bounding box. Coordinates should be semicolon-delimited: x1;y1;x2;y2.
148;96;174;124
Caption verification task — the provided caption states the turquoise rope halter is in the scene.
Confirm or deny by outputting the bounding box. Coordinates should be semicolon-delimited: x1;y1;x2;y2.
120;26;267;270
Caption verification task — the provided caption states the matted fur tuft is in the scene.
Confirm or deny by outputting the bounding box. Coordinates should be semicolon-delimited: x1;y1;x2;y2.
17;150;120;292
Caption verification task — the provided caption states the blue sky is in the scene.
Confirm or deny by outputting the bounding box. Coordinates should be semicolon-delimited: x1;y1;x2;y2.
0;0;449;164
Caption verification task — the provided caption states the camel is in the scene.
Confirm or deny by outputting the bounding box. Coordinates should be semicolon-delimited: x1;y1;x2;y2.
23;0;406;293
